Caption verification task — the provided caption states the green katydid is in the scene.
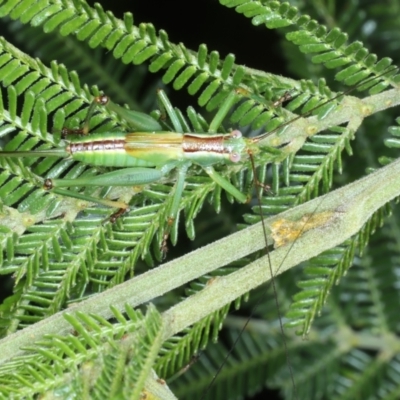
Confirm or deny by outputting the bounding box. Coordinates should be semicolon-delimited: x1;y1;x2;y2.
1;66;394;247
0;89;279;253
0;78;373;238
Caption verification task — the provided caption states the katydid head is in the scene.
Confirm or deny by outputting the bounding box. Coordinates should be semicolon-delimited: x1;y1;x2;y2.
216;129;246;164
219;129;264;165
225;130;245;163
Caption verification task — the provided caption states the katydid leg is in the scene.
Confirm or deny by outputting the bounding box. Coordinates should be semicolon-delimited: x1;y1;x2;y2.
204;166;249;204
61;96;106;137
161;162;190;253
96;95;163;132
62;94;163;138
44;167;169;220
47;168;165;188
48;187;129;210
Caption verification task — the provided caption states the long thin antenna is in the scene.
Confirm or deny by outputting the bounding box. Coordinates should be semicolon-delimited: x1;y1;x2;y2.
253;66;398;144
249;153;298;398
201;154;298;400
200;65;398;399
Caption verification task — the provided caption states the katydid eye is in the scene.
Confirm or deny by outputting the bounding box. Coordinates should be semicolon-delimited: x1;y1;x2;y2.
230;130;242;139
230;152;241;163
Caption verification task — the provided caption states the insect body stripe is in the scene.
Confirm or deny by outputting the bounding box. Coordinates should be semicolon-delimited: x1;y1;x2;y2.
182;134;226;153
68;139;126;153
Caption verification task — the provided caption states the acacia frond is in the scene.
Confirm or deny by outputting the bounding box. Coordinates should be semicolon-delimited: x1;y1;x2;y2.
0;1;399;399
0;304;169;399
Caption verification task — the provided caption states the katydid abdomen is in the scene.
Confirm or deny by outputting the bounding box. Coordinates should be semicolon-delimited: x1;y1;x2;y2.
68;132;156;168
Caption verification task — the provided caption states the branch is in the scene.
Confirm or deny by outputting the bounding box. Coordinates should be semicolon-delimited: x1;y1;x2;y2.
260;87;400;151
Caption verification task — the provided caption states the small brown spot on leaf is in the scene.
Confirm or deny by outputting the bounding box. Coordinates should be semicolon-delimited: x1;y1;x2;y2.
271;211;333;248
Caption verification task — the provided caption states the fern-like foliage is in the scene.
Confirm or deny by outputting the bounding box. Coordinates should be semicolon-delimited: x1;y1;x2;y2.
0;1;399;399
0;304;172;398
